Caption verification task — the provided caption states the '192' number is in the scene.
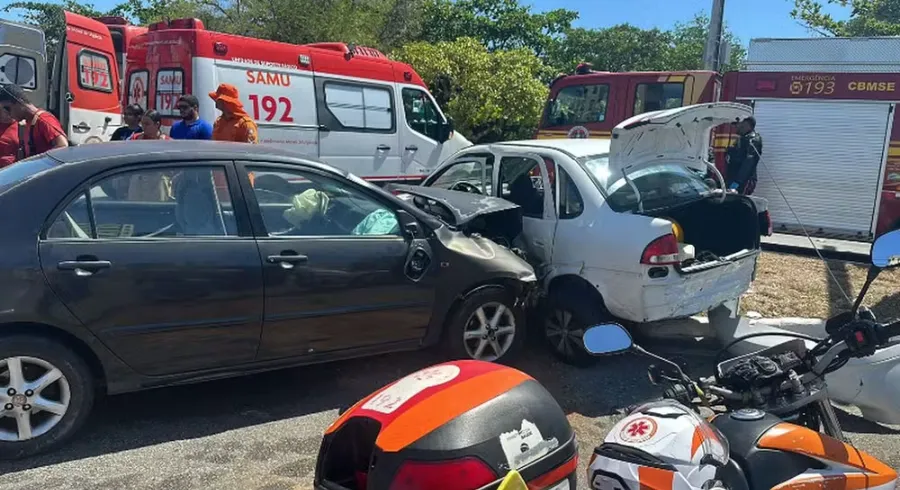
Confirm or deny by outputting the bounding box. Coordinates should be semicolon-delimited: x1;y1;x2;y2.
248;94;294;122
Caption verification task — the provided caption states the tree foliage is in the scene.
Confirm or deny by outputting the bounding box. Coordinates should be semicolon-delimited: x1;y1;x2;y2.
791;0;900;36
394;38;549;143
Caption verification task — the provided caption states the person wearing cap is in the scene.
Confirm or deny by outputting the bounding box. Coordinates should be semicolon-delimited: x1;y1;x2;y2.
209;84;258;144
726;116;763;195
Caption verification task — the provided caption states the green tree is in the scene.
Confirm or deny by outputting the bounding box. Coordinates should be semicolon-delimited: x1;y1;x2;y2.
666;13;746;72
394;37;548;142
420;0;577;57
791;0;900;36
547;24;673;74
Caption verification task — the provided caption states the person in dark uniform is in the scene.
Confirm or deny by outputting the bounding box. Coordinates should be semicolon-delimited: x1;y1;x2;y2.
726;116;763;195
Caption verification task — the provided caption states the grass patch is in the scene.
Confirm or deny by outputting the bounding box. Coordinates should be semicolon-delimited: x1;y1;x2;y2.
742;252;900;320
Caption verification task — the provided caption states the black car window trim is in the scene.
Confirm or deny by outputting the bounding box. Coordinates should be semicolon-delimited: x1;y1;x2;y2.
40;162;251;241
238;161;415;240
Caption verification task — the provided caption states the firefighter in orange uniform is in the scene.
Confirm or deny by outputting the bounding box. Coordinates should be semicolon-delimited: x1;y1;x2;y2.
209;83;259;144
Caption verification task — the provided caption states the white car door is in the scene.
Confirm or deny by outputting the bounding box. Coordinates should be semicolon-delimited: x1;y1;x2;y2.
494;151;557;269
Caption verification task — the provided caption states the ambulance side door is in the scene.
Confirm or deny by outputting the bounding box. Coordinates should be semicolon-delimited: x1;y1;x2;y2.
315;75;402;180
58;11;123;144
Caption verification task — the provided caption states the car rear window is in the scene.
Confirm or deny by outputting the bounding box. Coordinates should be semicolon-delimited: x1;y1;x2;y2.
605;164;711;212
0;156;60;195
577;155;711;212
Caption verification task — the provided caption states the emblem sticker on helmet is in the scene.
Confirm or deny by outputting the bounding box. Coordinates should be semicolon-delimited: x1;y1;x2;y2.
618;417;658;444
498;419;560;469
362;364;461;414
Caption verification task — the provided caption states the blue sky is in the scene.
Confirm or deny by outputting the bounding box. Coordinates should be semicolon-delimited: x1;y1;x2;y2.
5;0;852;45
527;0;852;44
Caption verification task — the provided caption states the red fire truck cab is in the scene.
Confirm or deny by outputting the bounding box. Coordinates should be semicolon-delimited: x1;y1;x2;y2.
537;42;900;242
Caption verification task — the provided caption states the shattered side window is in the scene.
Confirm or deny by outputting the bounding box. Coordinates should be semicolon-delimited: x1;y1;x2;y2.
428;158;494;195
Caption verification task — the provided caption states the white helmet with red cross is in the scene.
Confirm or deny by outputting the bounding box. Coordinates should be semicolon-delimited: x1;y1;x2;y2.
587;399;730;490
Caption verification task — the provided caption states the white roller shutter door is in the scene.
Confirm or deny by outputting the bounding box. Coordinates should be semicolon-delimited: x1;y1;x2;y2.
750;99;892;240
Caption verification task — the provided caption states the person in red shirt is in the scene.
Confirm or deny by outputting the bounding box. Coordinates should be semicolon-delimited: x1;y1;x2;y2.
0;83;68;158
0;106;19;168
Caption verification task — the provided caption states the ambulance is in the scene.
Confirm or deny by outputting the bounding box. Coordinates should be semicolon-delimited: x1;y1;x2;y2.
536;38;900;242
0;12;470;183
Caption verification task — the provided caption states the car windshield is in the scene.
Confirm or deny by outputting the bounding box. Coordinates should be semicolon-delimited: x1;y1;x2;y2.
577;154;713;212
0;156;60;195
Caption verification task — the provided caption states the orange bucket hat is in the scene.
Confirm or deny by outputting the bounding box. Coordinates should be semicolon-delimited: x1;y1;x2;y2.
209;83;243;106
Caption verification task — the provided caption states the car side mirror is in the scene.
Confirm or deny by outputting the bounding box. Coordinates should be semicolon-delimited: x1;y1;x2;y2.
396;209;422;239
436;118;454;144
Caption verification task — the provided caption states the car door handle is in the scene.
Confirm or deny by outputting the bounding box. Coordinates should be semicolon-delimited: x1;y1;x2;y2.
405;145;418;152
267;253;308;269
73;122;91;132
376;144;391;151
58;260;111;276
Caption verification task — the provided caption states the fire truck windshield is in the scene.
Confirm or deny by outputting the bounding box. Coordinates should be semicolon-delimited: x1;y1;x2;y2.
545;84;610;127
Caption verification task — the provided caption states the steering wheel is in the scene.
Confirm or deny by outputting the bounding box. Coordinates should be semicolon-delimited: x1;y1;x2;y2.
450;181;483;194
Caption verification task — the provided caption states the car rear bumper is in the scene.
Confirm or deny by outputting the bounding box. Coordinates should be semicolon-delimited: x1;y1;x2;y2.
592;250;758;323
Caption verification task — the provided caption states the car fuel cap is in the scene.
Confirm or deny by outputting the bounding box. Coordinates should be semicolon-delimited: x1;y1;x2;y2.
730;408;766;421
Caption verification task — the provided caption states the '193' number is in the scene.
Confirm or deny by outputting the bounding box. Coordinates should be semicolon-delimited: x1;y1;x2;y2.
790;81;835;96
248;94;294;122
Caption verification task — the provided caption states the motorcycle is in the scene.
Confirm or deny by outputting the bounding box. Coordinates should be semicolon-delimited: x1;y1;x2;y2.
581;228;900;490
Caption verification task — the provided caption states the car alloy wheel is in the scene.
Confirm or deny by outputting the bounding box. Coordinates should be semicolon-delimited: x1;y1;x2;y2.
545;308;585;359
463;302;517;362
0;356;71;442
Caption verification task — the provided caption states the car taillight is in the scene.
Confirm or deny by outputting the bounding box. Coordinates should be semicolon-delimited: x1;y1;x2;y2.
641;234;680;265
763;210;773;236
389;457;497;490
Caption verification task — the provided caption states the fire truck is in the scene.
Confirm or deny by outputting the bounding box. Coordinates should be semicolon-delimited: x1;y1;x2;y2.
537;38;900;242
1;12;469;183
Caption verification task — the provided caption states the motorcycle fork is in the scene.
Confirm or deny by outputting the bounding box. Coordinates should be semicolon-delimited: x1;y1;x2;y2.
816;399;846;442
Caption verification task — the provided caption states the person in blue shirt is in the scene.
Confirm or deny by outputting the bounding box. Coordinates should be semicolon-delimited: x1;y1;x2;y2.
169;94;213;140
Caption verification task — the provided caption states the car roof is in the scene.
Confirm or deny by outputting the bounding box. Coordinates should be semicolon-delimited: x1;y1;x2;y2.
483;139;612;159
46;140;348;176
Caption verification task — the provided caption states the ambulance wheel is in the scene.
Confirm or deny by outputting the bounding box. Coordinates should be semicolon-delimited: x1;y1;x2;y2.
543;288;610;367
445;287;525;363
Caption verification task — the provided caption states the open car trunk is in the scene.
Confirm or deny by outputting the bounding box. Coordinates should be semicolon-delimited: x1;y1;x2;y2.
647;193;761;268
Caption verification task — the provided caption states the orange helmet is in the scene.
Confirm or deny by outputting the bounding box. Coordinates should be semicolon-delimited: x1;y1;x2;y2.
314;360;577;490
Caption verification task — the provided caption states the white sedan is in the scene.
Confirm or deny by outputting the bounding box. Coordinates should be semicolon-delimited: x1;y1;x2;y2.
419;103;771;364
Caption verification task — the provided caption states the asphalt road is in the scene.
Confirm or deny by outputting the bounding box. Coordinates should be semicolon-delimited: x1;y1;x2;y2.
1;344;898;489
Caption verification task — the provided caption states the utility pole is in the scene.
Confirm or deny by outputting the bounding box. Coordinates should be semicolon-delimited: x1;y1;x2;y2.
702;0;726;72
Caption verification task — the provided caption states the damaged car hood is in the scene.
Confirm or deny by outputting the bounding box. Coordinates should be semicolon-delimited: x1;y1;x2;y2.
388;184;521;227
609;102;753;176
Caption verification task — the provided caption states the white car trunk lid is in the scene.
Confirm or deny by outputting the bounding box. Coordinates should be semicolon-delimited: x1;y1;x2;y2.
608;102;753;176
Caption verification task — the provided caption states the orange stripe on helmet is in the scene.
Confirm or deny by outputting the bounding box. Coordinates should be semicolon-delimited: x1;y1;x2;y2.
638;466;675;490
376;369;531;452
690;426;705;457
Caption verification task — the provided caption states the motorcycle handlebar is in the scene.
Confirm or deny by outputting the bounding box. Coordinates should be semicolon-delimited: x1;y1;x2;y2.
878;320;900;344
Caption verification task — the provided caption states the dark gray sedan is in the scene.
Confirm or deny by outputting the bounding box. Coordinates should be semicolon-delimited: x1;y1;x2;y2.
0;141;537;459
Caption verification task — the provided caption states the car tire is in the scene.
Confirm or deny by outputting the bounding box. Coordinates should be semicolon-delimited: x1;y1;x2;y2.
0;335;96;460
543;288;612;367
444;287;526;363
